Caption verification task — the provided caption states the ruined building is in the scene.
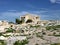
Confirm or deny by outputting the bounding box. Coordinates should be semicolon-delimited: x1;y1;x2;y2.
20;13;40;25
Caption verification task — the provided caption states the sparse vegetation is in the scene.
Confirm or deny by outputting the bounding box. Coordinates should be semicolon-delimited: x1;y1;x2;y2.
54;34;60;37
51;43;60;45
0;33;3;36
46;25;60;30
6;28;15;33
35;43;39;45
3;35;10;37
0;40;6;45
14;39;29;45
30;25;40;28
36;33;43;39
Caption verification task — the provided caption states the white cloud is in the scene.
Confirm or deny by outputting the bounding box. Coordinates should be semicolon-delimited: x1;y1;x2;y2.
50;0;60;4
50;0;56;3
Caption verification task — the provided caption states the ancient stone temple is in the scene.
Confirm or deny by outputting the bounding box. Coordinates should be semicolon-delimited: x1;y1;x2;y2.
20;13;40;25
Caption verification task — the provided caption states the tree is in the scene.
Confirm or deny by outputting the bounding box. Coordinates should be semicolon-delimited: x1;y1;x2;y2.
16;18;24;24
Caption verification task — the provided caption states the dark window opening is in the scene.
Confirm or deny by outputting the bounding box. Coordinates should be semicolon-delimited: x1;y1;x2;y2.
21;30;24;33
36;17;39;19
26;19;33;23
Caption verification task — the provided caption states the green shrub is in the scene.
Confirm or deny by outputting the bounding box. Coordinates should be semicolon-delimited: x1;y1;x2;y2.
0;40;6;45
35;43;39;45
51;43;60;45
16;18;24;24
0;33;3;36
30;25;40;28
14;39;29;45
6;28;14;33
54;35;60;37
46;25;60;30
3;35;10;37
46;25;58;30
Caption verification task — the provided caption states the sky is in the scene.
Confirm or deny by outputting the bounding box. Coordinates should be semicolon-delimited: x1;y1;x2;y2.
0;0;60;22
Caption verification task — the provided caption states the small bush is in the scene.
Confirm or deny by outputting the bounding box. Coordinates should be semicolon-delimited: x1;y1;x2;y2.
35;43;39;45
0;40;6;45
51;43;60;45
0;33;3;36
14;39;29;45
6;28;14;33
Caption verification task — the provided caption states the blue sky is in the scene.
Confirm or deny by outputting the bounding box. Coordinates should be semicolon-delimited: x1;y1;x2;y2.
0;0;60;22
